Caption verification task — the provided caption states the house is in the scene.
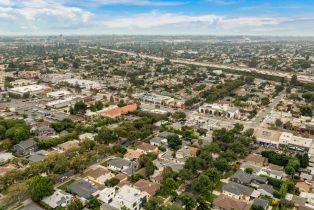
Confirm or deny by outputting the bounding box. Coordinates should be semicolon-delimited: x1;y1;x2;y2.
176;146;198;161
28;153;46;163
158;131;176;139
68;179;97;199
0;152;14;163
299;192;314;206
14;139;37;155
252;198;269;210
31;123;56;138
257;184;274;198
229;170;267;186
230;170;252;185
150;136;167;147
110;185;147;210
300;172;313;182
86;166;114;184
269;169;285;180
124;149;143;160
136;142;158;154
212;194;251;210
254;128;281;147
55;140;79;153
42;189;72;209
244;154;268;167
21;202;45;210
239;163;262;175
222;182;259;201
95;187;116;203
296;182;311;193
107;158;137;175
101;203;119;210
134;179;160;198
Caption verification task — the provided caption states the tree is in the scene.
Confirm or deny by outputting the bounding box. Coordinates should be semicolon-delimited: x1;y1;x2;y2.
1;182;30;207
5;126;30;144
233;123;244;134
245;168;253;174
79;139;96;151
159;178;178;197
261;97;270;106
162;204;183;210
95;127;117;144
87;196;101;210
105;178;120;187
0;125;6;139
275;119;283;127
172;111;186;120
251;205;265;210
71;101;87;115
192;175;213;195
144;196;163;210
167;135;182;150
300;106;313;117
67;198;83;210
196;196;210;210
297;153;309;168
290;74;298;86
197;128;207;136
1;139;12;150
27;175;54;202
145;161;156;176
178;192;197;210
118;99;127;107
284;165;296;176
131;173;145;183
243;128;254;137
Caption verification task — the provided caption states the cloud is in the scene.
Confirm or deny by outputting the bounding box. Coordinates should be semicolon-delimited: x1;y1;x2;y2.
206;0;243;5
0;0;92;32
94;0;185;6
102;11;285;28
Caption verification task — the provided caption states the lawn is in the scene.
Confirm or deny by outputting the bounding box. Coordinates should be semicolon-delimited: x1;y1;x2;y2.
58;179;75;191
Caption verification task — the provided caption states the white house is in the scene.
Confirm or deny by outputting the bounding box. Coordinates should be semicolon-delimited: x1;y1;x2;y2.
95;187;116;204
111;185;146;210
42;189;72;209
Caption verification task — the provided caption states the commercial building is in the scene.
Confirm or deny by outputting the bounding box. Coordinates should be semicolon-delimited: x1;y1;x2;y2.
62;79;102;89
254;128;281;147
9;84;51;96
47;90;72;99
199;103;240;119
46;96;83;109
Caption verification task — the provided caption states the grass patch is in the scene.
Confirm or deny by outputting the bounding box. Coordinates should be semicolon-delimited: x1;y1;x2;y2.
58;179;75;191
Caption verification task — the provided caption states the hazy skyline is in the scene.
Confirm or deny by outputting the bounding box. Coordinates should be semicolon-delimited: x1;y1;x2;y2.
1;0;314;36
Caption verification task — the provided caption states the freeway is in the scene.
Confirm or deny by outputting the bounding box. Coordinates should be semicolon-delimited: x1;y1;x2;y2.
93;47;314;84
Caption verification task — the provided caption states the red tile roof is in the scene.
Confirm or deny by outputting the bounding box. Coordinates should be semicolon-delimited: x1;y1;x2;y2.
100;103;137;118
213;195;251;210
134;179;160;197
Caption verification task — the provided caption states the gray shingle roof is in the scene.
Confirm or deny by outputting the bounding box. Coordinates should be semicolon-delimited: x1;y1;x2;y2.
223;182;254;196
68;179;97;199
108;158;131;168
230;170;252;184
253;198;268;208
258;184;274;194
17;139;36;150
158;131;176;139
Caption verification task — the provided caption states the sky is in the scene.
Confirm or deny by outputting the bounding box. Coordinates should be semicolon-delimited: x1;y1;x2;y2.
0;0;314;36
